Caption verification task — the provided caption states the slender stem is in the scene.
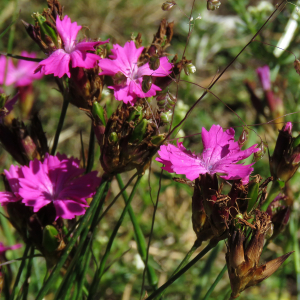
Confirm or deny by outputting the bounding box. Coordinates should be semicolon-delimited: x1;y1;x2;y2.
202;264;227;300
51;89;70;155
2;266;10;300
75;246;93;300
86;122;95;174
157;241;200;299
21;246;34;300
88;175;143;299
173;241;200;275
116;173;158;288
10;244;31;300
54;179;110;300
140;169;163;298
146;242;217;300
36;180;108;300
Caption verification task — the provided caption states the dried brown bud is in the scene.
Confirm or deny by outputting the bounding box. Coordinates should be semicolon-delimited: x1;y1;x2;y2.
271;123;300;182
226;212;292;298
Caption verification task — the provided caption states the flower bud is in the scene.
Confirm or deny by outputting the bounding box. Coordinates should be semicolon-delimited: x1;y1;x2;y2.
161;1;176;11
129;119;149;143
92;102;106;126
156;92;177;111
128;106;143;123
207;0;221;10
42;225;60;253
149;55;160;71
247;175;261;213
109;132;118;143
113;71;127;87
238;128;249;148
32;13;58;47
160;110;173;125
183;63;196;76
254;141;266;162
271;123;300;182
142;76;153;93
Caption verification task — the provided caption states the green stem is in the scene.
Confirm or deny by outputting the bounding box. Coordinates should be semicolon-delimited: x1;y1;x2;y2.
0;206;17;274
158;241;200;299
202;264;227;300
116;173;158;288
146;242;217;300
86;122;95;174
21;247;34;300
75;247;92;300
51;89;70;155
174;241;200;275
290;213;300;300
261;180;281;211
36;180;108;300
88;175;143;299
10;243;31;300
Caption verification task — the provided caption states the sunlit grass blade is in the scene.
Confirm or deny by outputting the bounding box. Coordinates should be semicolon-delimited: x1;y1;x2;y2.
88;175;143;299
116;173;158;289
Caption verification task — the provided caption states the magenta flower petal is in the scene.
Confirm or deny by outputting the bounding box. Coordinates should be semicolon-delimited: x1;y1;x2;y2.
0;191;20;205
36;49;71;78
1;153;101;220
0;242;22;257
1;52;43;87
36;15;108;78
56;15;81;51
53;199;87;220
98;41;173;105
156;125;259;182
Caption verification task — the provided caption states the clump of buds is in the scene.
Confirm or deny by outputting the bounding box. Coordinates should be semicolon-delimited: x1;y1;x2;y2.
226;210;293;298
0;115;48;165
96;99;165;175
270;122;300;183
22;0;63;55
192;174;249;245
156;92;177;125
207;0;221;11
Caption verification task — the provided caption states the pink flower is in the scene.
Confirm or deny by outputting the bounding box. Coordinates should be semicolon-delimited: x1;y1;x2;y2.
0;153;101;219
98;41;173;105
256;65;271;91
156;124;259;183
35;15;109;78
0;242;22;257
0;52;43;87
